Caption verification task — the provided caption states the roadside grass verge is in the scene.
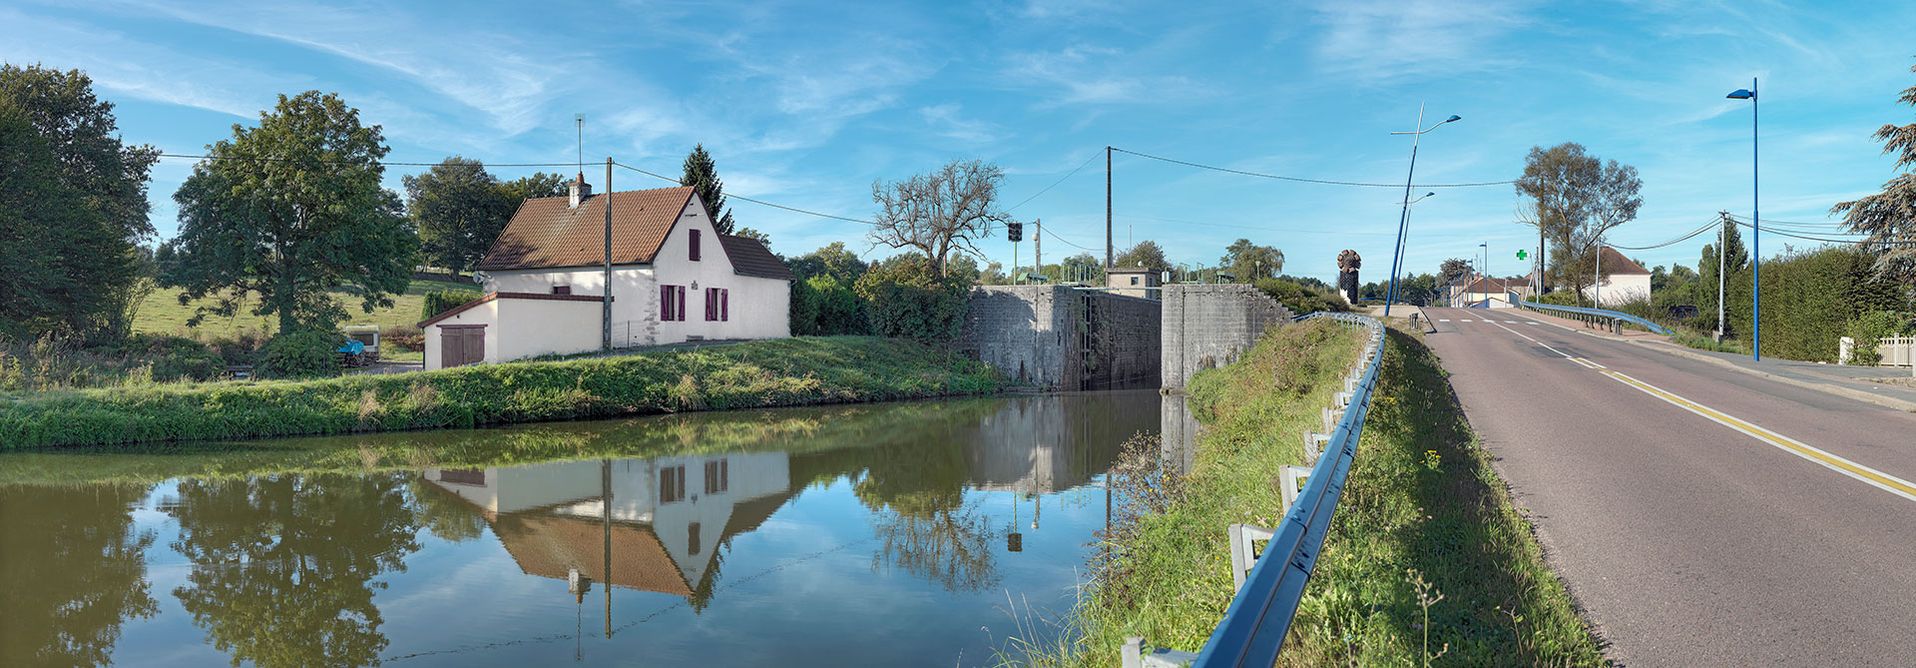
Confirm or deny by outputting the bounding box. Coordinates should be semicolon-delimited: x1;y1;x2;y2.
0;336;1003;450
1032;322;1603;666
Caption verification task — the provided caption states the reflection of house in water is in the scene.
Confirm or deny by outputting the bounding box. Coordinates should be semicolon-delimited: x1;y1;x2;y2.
423;453;791;600
968;393;1158;494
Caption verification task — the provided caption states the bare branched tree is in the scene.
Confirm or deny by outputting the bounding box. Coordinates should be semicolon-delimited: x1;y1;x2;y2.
1833;61;1916;285
868;160;1015;277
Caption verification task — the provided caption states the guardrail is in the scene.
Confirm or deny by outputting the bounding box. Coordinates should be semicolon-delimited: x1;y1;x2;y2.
1509;292;1672;336
1124;311;1387;668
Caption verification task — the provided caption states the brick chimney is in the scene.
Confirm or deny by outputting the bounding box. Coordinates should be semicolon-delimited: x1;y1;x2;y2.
569;172;592;209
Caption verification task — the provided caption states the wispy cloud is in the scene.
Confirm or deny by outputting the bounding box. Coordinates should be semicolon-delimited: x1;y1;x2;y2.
917;104;1000;144
1006;45;1203;106
1306;0;1533;83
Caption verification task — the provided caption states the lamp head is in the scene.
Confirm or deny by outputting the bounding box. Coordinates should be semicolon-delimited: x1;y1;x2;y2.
1444;115;1462;123
1425;191;1436;198
1726;89;1755;100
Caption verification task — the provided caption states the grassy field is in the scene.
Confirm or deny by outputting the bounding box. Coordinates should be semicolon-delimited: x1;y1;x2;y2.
132;277;474;339
0;336;1004;449
1030;321;1604;666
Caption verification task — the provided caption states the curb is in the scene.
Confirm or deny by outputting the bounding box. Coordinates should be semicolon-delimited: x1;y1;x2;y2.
1516;308;1916;413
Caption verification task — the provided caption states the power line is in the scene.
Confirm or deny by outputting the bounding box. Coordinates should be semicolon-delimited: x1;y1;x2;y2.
611;161;872;225
1040;223;1099;251
157;153;579;168
1608;219;1721;251
1728;218;1916;245
1006;151;1101;212
1109;147;1515;188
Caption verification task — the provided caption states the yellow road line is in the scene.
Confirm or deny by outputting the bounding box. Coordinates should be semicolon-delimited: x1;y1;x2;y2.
1601;369;1916;503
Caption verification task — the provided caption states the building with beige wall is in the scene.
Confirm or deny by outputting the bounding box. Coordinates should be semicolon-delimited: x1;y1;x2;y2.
420;180;791;370
1105;266;1162;299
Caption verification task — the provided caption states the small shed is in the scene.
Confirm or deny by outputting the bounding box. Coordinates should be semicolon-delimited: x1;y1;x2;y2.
418;292;608;370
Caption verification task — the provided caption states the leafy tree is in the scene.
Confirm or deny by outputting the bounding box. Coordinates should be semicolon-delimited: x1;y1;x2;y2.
680;144;736;235
787;241;867;283
497;172;567;205
1059;252;1103;284
1696;215;1749;333
732;226;772;246
1114;240;1169;269
1219;239;1284;282
0;65;157;338
1439;258;1473;285
1833;60;1916;285
403;157;514;274
869;159;1016;278
1515;142;1643;296
0;484;158;667
166;91;418;334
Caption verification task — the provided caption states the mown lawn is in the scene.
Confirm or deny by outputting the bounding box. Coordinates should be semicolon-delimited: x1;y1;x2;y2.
1027;321;1604;666
133;277;475;339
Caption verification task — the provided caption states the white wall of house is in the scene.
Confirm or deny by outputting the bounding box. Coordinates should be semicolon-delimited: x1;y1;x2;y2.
1581;273;1651;306
422;299;499;370
483;196;789;346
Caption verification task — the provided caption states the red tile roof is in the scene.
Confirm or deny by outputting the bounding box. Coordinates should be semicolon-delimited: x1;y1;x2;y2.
478;187;696;271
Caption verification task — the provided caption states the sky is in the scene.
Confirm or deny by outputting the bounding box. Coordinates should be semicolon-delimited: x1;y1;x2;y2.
4;0;1915;284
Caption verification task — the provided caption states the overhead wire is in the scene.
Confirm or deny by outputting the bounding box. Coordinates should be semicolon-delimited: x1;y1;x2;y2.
1109;146;1515;188
1006;151;1101;212
1607;219;1721;251
158;153;580;168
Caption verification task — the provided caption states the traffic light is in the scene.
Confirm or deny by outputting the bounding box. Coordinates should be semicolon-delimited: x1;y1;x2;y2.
1007;222;1024;242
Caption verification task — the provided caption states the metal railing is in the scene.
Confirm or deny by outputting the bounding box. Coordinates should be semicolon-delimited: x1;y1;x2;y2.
1509;292;1672;336
1124;311;1387;668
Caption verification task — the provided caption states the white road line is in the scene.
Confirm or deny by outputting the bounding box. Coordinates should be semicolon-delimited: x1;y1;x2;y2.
1601;369;1916;504
1438;318;1451;322
1486;319;1581;359
1503;320;1519;324
1527;322;1540;325
1460;319;1473;322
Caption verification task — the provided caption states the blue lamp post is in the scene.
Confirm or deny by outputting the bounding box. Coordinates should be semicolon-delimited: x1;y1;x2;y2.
1727;80;1759;360
1384;105;1461;316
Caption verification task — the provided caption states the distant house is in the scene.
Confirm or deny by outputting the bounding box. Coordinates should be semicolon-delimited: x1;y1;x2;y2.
1579;246;1651;307
1449;276;1525;308
1105;266;1162;300
420;178;791;370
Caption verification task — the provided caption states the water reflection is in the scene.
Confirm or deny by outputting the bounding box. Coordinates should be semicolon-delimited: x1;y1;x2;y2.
0;390;1160;666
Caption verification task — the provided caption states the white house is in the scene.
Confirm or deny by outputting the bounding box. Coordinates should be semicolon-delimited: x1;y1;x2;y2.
420;179;791;370
1580;246;1652;307
1450;276;1524;308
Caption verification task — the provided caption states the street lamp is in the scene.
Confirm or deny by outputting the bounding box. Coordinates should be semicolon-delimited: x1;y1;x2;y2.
1728;80;1760;360
1391;191;1437;296
1384;106;1461;316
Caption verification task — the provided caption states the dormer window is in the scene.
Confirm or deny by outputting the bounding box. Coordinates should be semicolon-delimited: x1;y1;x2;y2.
689;228;701;261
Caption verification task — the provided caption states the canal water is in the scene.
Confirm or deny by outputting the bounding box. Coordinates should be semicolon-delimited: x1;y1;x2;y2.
0;390;1183;667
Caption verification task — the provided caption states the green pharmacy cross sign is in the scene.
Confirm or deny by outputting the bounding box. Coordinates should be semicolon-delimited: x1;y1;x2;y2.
1516;249;1528;261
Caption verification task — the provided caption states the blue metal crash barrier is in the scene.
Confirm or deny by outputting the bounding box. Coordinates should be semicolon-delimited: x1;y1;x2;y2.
1509;292;1672;336
1125;312;1386;668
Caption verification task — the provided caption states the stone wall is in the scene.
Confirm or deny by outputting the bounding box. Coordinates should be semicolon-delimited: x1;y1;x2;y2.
1161;284;1293;390
961;286;1161;391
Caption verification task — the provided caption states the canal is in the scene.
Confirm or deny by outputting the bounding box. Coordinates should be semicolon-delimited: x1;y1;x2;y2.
0;390;1180;667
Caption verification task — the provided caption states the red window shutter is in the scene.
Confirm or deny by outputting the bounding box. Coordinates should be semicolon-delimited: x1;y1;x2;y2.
676;286;686;322
704;288;715;321
690;229;701;261
660;285;671;320
722;289;729;321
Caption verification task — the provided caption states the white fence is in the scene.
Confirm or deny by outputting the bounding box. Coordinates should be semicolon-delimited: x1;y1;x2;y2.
1838;336;1915;366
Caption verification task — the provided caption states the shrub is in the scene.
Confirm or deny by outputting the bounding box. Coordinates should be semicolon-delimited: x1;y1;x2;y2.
1533;290;1580;306
261;329;343;379
1845;310;1915;365
382;324;424;352
855;256;969;342
1254;277;1349;315
120;334;223;382
1734;247;1908;362
421;289;482;321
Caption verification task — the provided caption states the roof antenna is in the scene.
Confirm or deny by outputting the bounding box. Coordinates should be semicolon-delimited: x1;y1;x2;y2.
574;113;585;184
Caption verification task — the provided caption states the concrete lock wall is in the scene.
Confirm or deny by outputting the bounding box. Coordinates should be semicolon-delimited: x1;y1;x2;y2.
1161;284;1294;391
961;285;1161;391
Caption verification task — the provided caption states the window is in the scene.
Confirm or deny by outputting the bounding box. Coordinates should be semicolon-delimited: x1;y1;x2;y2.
660;285;687;321
689;228;701;261
551;285;571;295
704;288;730;322
704;458;729;494
438;469;485;486
1130;276;1140;286
659;465;686;504
688;522;702;555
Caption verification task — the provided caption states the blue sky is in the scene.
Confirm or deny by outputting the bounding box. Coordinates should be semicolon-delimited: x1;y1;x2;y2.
4;0;1914;283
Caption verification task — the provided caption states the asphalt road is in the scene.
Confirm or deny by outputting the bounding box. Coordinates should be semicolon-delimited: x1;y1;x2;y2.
1418;307;1916;667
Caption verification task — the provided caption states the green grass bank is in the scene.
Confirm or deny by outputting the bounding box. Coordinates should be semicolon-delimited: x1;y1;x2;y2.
0;336;1004;450
1040;321;1604;666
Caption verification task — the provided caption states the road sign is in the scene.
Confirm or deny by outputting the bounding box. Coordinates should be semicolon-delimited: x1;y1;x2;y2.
1516;249;1528;261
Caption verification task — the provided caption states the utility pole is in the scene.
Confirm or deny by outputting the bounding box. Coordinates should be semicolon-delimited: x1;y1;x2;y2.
1034;218;1042;281
1105;146;1114;269
602;157;614;351
1717;211;1729;342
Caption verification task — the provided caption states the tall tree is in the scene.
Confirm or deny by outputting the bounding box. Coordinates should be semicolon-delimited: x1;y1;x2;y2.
167;91;418;334
787;241;867;283
1439;257;1473;285
1833;60;1916;285
680;144;736;235
869;159;1015;278
1696;215;1749;331
0;65;158;338
1219;239;1284;281
496;171;567;205
1115;240;1169;269
1060;252;1103;284
403;157;514;274
1515;142;1643;298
